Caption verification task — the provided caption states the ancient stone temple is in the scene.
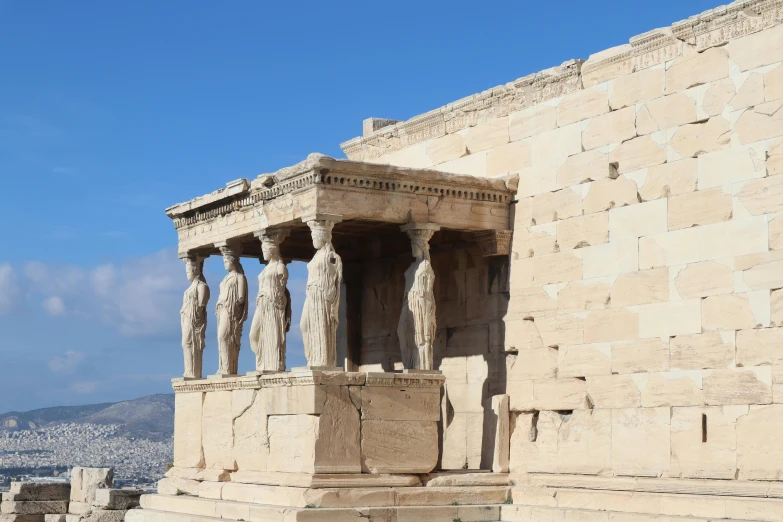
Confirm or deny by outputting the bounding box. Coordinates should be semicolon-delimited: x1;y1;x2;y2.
129;1;783;520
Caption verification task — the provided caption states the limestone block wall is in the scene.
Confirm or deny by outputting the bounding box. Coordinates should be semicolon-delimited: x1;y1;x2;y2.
344;0;783;481
357;246;509;470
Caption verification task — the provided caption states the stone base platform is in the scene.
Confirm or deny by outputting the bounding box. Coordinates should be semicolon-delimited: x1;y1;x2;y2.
502;474;783;522
126;471;512;522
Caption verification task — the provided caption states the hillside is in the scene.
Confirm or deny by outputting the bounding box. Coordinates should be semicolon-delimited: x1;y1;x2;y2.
0;394;174;441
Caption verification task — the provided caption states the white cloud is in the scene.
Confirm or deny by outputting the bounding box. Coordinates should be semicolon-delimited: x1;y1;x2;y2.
70;381;98;394
42;296;66;316
49;350;85;372
0;263;19;316
13;250;184;337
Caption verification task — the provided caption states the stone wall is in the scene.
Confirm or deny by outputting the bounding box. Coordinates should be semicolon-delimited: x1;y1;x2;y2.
343;0;783;482
356;245;509;470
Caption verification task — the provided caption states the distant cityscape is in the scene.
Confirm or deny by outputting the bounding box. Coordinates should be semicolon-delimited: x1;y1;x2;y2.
0;396;174;490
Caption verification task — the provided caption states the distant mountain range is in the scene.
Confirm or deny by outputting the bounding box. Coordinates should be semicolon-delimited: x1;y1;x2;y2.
0;394;174;441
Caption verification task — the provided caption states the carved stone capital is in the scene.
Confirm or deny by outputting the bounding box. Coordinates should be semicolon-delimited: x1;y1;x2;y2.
215;240;243;258
475;230;512;257
254;227;290;245
400;222;440;245
301;213;343;225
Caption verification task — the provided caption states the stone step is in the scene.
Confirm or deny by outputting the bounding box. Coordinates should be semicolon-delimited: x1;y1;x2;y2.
529;473;783;498
192;481;510;508
511;486;783;521
128;503;503;522
501;505;760;522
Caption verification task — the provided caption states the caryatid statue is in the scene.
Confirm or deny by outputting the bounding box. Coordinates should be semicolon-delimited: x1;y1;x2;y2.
397;223;440;371
180;255;210;379
215;242;248;375
249;229;291;373
300;215;343;368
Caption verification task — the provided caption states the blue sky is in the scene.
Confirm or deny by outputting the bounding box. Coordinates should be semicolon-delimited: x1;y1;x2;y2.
0;0;720;412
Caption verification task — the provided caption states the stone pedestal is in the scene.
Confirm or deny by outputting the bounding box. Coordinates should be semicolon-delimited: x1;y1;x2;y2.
172;370;445;477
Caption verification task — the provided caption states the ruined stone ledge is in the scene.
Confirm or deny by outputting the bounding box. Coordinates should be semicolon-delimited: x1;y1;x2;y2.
171;370;445;394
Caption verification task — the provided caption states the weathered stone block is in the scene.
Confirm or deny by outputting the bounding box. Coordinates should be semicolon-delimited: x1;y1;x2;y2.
531;250;582;286
557;409;611;475
201;391;234;470
726;23;783;71
361;420;438;474
507;379;587;411
639;228;699;269
734;99;783;145
156;477;199;496
665;47;729;94
702;293;766;331
696;141;765;192
582;107;636;151
557;149;611;188
637;299;701;339
611;338;670;374
558;343;611;379
701;77;736;116
361;386;439;421
610;267;668;307
609;67;664;110
670;407;736;480
506;347;558;380
640;370;704;407
582;238;638;279
583;176;639;215
92;489;140;510
557;85;609;127
509;411;559;474
8;484;69;502
173;392;204;469
673;260;733;299
669;117;730;159
267;414;318;473
1;502;67;515
670;331;735;371
557;280;610;313
729;73;765;111
490;394;509;473
639;93;698;136
509;103;558;142
609;134;667;173
532;187;582;225
636;159;697;201
426;133;466;165
232;389;268;472
611;408;670;477
466;117;508;153
765;63;783;102
586;374;641;408
486;140;531;177
699;216;769;261
668;187;732;231
583;308;639;344
70;468;112;505
703;367;773;406
736;175;783;216
737;327;783;368
737;404;783;480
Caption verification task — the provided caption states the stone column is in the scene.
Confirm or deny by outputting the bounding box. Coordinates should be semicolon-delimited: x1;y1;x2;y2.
398;223;440;371
179;253;210;379
213;240;248;377
299;213;343;370
249;228;291;375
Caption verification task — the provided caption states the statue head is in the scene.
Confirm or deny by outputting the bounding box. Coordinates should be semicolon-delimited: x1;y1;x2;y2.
307;220;334;250
184;256;204;282
261;238;279;262
219;243;243;273
411;237;430;260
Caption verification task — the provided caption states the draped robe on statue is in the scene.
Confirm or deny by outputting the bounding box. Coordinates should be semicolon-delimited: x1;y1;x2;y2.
180;278;209;378
398;258;437;370
250;260;290;372
216;271;248;375
301;244;343;367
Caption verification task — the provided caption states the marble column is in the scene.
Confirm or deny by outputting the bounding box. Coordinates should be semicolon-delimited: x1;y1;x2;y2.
249;228;291;374
179;253;210;379
397;223;440;371
214;241;248;377
300;213;343;369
